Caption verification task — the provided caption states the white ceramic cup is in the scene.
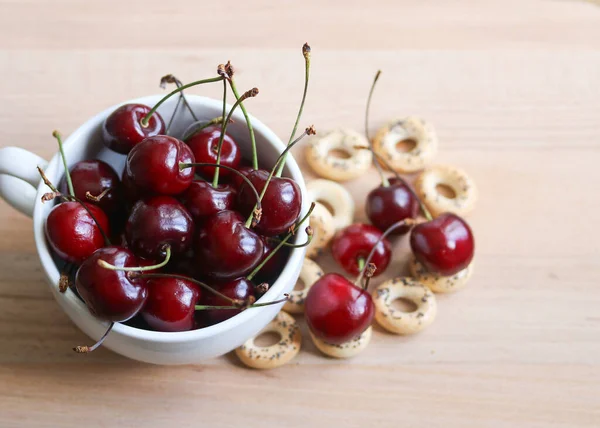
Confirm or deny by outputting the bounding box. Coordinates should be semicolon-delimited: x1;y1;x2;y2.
0;94;308;364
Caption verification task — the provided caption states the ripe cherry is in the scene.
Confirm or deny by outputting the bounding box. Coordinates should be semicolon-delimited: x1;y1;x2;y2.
305;273;374;345
199;277;254;325
229;165;254;189
141;277;201;332
181;180;237;222
126;135;195;195
410;213;474;276
366;178;420;235
237;169;301;236
58;159;122;216
75;246;147;322
46;201;110;264
186;126;241;180
126;196;194;260
103;103;165;154
331;223;391;276
194;210;263;281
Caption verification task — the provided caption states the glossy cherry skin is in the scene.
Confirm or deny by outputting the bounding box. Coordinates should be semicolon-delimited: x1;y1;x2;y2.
200;277;254;325
59;160;122;216
410;213;474;276
103;103;165;154
366;178;420;235
331;223;392;277
186;126;241;179
194;210;264;281
126;135;195;195
237;169;302;236
45;202;110;264
141;277;201;332
305;273;374;345
75;246;147;322
181;181;237;221
126;196;194;260
229;165;255;189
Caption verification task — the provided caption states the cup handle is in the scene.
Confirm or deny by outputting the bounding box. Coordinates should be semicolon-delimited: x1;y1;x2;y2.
0;147;49;218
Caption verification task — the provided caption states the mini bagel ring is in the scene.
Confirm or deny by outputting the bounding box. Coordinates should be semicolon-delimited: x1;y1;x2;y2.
372;277;437;335
306;129;372;181
310;326;372;359
235;311;302;369
414;164;477;217
284;258;324;314
306;202;335;258
306;179;355;232
373;116;438;173
409;256;474;294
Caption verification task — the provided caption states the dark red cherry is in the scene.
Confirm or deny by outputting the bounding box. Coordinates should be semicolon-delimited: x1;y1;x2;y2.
410;213;474;276
75;246;147;322
126;135;195;195
366;178;420;235
229;165;254;189
237;169;301;236
304;273;374;345
180;181;236;221
141;277;201;332
186;126;241;179
103;103;165;154
45;202;110;264
126;196;194;260
194;210;263;281
331;223;392;277
121;168;148;207
200;277;254;325
253;237;289;284
58;160;122;216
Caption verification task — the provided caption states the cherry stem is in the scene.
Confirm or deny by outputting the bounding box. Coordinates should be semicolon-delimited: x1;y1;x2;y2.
52;130;74;197
37;166;60;194
98;245;171;272
360;147;433;221
355;217;420;286
363;263;377;290
183;116;227;141
133;273;241;305
195;295;289;311
267;226;313;248
365;70;389;187
216;78;227;179
160;74;198;123
59;269;70;293
85;188;110;203
141;75;224;127
247;202;315;281
244;126;315;228
180;162;263;226
275;43;311;178
229;75;258;170
73;322;114;353
165;94;183;135
212;87;259;188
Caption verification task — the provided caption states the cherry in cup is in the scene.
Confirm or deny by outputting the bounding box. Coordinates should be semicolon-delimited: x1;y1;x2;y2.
103;103;165;154
410;212;474;276
126;196;194;261
181;180;237;222
199;277;255;325
126;135;195;196
186;126;241;180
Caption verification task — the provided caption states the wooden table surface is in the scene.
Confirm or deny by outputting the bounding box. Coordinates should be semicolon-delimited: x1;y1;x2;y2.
1;1;599;426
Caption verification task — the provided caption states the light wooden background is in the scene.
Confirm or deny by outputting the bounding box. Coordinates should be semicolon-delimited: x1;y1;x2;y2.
0;1;599;427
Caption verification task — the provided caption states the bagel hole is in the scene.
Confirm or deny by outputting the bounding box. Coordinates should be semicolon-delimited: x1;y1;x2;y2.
435;183;457;199
392;298;418;313
316;199;335;216
395;139;417;153
294;279;306;291
328;148;352;160
254;331;282;347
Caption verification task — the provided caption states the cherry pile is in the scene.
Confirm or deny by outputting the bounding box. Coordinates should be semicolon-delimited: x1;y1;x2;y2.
41;45;314;353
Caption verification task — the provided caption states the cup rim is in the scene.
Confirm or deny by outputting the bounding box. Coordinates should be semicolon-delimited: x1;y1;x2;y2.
32;94;308;343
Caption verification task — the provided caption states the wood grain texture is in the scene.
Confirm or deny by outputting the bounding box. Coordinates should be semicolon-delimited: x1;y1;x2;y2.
0;0;599;427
